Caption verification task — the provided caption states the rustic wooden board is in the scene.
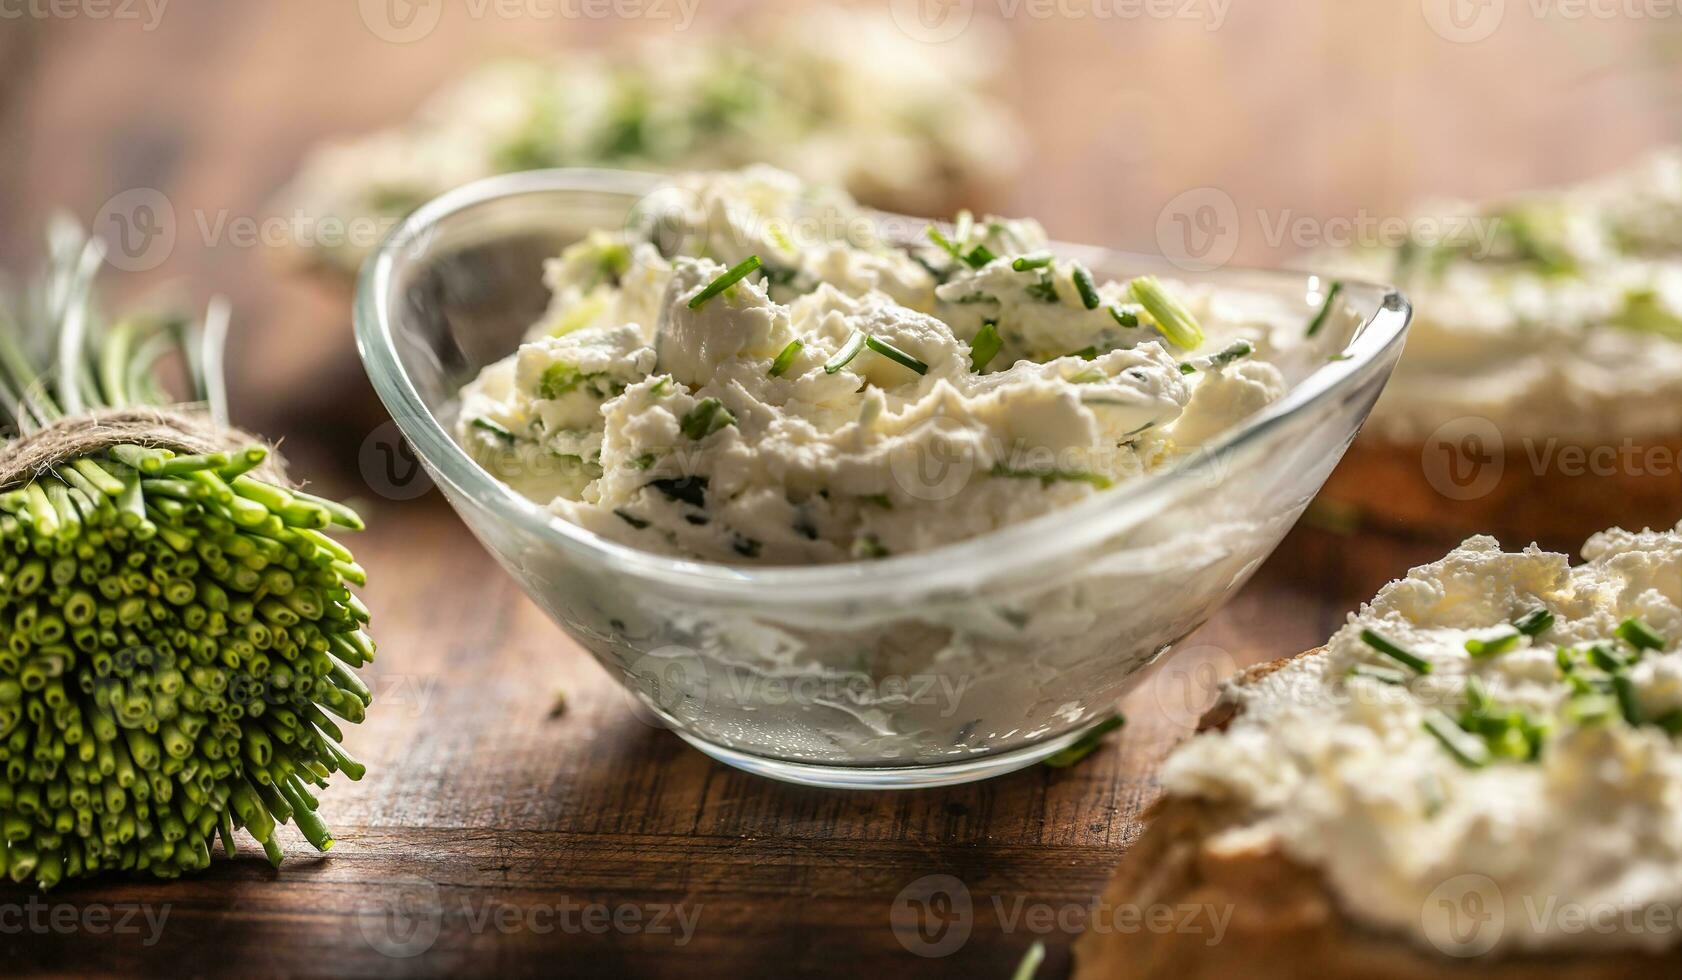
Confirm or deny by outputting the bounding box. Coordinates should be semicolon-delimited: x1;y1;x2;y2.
0;5;1672;977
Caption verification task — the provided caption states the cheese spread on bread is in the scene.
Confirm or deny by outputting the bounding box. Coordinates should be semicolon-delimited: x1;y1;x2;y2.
1163;523;1682;955
1333;148;1682;445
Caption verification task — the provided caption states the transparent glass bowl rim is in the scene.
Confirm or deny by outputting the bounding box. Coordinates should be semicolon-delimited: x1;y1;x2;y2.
354;168;1411;603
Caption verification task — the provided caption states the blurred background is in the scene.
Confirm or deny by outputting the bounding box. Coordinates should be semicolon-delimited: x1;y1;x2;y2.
1;6;1677;973
2;0;1678;483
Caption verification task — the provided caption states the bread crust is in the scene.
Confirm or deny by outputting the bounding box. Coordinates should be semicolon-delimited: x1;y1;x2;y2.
1318;436;1682;549
1072;647;1682;980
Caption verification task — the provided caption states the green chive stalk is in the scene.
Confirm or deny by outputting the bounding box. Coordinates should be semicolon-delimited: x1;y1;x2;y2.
0;217;374;887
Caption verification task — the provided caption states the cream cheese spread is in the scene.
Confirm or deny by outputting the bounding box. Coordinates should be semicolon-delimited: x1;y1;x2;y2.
1162;523;1682;955
456;167;1291;565
279;6;1020;272
1332;148;1682;444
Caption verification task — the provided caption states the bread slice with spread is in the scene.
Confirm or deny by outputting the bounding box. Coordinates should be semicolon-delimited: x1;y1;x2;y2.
1315;149;1682;546
1076;524;1682;978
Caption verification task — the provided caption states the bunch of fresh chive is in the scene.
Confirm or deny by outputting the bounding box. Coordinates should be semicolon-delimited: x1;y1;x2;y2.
0;219;374;887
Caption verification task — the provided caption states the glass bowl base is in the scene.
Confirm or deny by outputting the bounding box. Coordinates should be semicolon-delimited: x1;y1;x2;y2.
669;718;1114;790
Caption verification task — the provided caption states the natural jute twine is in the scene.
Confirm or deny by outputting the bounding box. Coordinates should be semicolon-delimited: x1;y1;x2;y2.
0;407;289;490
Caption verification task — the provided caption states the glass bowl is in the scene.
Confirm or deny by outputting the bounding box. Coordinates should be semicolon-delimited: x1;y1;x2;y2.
354;170;1412;789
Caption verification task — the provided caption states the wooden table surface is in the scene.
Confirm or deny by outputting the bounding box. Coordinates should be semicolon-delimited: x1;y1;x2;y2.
0;4;1674;977
0;493;1465;978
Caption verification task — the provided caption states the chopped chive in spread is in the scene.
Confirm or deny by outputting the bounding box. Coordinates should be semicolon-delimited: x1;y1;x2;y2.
1068;346;1099;361
613;509;650;530
1129;276;1205;349
1043;713;1125;768
648;476;707;508
1513;607;1555;637
1613;672;1643;726
1464;675;1491;713
1616;618;1665;652
1209;340;1254;367
1423;710;1490;768
1588;644;1626;673
1108;306;1139;328
1566;692;1618;725
1394;239;1420;279
686;254;762;309
1025;276;1060;303
824;331;867;374
1072;265;1102;310
1360;628;1432;674
1178;363;1197;375
648;376;672;398
539;362;594;400
1305;281;1344;338
1348;663;1408;685
865;336;929;375
990;464;1112;490
964;244;997;268
679;397;737;440
851;534;891;560
469;417;516;444
631;452;659;470
759;264;800;290
926;226;963;261
970;320;1003;372
1011;254;1053;271
1011;941;1046;980
1466;630;1521;659
768;339;804;377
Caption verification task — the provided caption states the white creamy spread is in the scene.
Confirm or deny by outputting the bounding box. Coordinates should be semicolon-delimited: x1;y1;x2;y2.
279;6;1020;271
1162;523;1682;955
1330;148;1682;444
455;167;1290;565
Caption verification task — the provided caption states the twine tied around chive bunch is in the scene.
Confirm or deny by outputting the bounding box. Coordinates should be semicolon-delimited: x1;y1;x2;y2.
0;407;289;491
